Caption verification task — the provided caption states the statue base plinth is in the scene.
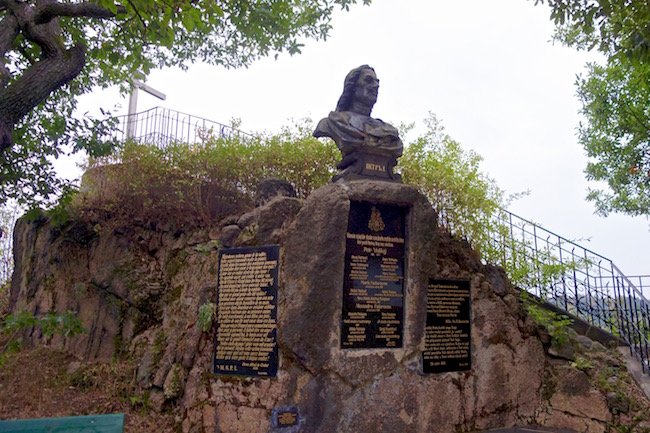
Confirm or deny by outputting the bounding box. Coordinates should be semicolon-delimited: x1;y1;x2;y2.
333;150;402;183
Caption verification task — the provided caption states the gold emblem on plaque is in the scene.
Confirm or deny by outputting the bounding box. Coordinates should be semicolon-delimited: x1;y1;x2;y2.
368;206;385;232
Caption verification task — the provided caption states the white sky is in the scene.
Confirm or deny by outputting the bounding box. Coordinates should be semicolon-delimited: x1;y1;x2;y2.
72;0;650;289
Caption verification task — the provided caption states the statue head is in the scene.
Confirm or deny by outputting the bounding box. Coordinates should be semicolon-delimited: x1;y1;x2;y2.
335;65;379;115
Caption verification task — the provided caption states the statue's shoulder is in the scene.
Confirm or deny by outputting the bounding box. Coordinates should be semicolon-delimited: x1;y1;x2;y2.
314;111;353;138
329;111;351;123
314;111;338;138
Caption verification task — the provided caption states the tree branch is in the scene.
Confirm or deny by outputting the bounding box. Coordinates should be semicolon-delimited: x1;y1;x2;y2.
0;43;86;153
124;0;147;30
0;12;19;54
34;1;127;25
9;0;65;59
621;102;650;134
0;13;20;88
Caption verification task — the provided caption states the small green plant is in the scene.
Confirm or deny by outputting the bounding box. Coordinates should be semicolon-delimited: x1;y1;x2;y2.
0;309;87;366
570;356;593;372
128;390;152;412
129;395;143;407
197;302;216;333
69;365;102;390
47;185;78;228
129;392;150;408
522;293;573;344
194;240;219;255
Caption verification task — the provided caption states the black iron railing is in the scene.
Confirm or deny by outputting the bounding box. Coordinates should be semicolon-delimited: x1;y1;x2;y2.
630;276;650;299
439;207;650;373
114;106;250;150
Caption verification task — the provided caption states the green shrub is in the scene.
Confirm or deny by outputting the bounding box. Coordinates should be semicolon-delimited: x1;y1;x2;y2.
399;114;512;263
522;293;573;344
1;309;87;366
78;119;338;228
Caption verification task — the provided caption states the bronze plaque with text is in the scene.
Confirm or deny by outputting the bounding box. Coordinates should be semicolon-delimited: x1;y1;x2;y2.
423;279;471;373
214;245;279;377
341;201;406;349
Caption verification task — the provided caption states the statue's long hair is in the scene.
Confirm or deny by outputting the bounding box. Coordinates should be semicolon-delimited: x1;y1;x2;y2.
335;65;375;112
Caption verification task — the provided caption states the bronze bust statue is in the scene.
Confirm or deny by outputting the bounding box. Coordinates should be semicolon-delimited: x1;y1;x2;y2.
314;65;403;182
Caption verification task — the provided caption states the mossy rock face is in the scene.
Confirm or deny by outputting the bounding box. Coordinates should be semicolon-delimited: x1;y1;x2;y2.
163;363;185;401
606;391;631;414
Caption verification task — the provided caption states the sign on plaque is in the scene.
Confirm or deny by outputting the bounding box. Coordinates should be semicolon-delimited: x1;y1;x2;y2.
271;407;301;428
214;245;279;377
423;279;471;374
341;200;406;349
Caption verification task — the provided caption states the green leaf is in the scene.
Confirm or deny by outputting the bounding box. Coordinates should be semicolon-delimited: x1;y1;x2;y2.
108;52;121;64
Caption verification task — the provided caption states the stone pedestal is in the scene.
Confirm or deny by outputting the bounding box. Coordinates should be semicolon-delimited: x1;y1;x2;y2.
277;180;439;431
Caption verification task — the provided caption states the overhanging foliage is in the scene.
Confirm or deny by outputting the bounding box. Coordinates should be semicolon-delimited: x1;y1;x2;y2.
0;0;371;207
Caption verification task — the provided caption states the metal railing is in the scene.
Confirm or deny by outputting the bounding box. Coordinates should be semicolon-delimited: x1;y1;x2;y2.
629;276;650;299
440;207;649;373
113;106;250;150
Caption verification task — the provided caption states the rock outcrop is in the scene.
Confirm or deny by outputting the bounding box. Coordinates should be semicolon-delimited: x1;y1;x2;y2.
9;179;650;432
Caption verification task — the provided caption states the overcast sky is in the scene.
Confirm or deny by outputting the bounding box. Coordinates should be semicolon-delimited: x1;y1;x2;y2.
73;0;650;291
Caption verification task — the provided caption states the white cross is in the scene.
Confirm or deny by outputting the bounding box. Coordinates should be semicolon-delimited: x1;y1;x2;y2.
127;73;167;139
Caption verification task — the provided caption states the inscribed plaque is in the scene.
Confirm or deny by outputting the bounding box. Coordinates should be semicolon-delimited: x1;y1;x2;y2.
214;245;279;377
271;407;300;428
423;279;471;373
341;200;406;349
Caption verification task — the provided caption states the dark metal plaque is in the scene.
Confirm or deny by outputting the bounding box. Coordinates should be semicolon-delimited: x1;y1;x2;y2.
423;279;471;373
271;407;300;428
341;201;406;349
214;245;279;377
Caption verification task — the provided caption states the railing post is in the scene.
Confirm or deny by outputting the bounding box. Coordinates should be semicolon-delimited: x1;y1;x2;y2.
558;237;568;311
571;248;581;319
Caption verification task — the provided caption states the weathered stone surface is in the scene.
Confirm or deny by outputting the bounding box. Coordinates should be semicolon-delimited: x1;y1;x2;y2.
255;178;297;207
537;410;607;433
237;211;256;229
211;402;268;433
606;391;630;414
591;340;607;352
577;334;593;350
255;196;302;244
542;365;612;428
548;339;577;361
219;224;241;248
